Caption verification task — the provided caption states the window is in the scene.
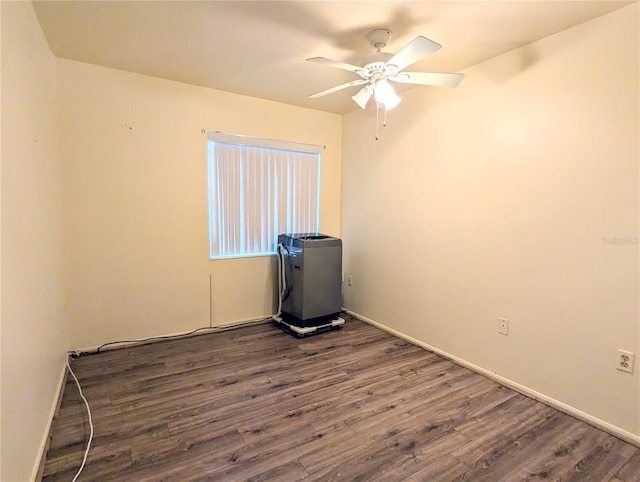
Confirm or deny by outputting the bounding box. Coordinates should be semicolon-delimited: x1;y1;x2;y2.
207;131;322;259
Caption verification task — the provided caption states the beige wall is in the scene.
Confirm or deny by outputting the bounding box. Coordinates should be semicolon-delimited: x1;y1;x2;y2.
58;60;342;349
1;2;67;480
2;2;637;477
342;4;639;436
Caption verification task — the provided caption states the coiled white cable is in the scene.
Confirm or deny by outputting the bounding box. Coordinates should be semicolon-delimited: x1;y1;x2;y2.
66;357;94;482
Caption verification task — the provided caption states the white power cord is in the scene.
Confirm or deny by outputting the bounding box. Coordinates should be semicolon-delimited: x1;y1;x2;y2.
66;357;94;482
64;267;291;481
89;319;270;354
275;243;287;318
63;244;289;480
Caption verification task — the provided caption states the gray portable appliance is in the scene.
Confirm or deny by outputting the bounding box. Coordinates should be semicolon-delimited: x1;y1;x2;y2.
275;233;344;336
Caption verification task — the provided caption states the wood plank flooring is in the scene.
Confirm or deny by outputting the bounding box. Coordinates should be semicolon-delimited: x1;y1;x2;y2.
42;315;640;481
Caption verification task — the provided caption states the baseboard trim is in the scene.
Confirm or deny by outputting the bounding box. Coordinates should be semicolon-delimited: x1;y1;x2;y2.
32;357;68;482
345;309;640;448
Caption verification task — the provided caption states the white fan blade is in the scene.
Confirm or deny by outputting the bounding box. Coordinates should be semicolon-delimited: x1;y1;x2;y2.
352;86;373;109
386;36;442;72
308;79;368;99
307;57;366;76
391;71;465;88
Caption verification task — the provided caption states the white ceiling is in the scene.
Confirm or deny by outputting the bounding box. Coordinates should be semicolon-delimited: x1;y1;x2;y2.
33;1;633;115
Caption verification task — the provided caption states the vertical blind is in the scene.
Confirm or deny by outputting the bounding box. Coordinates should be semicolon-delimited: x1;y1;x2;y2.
207;132;322;258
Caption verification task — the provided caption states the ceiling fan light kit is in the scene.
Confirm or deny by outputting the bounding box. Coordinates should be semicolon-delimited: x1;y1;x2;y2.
373;79;400;109
307;28;465;139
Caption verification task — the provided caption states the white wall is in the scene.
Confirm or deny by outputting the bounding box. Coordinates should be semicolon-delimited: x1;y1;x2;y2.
1;2;67;480
58;60;342;349
342;4;639;436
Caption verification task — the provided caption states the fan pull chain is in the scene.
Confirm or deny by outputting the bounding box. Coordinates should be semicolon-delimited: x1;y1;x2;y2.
375;103;390;140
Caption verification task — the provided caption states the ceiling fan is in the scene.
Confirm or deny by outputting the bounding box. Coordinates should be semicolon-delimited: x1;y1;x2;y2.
307;28;464;111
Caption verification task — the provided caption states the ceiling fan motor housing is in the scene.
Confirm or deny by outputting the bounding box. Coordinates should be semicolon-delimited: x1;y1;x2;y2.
360;52;398;81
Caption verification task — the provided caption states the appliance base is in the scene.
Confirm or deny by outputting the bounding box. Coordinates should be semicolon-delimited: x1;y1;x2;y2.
273;316;345;338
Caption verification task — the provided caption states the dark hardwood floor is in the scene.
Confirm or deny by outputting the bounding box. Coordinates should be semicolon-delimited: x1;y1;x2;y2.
42;315;640;481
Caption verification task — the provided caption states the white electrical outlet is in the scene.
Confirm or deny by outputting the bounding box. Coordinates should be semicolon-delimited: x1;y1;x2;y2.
347;275;353;287
617;350;635;373
498;318;509;336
